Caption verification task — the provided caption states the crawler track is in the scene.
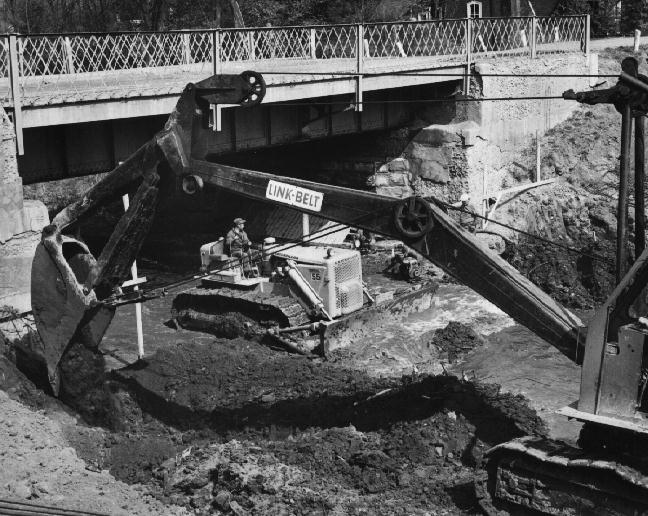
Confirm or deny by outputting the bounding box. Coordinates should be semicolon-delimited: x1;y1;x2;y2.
476;437;648;515
172;287;310;338
0;499;108;516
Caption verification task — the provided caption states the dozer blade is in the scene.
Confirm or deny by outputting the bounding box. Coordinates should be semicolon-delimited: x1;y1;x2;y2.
31;225;115;395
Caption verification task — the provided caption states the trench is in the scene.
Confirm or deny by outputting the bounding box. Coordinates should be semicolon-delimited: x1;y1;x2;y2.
53;257;564;514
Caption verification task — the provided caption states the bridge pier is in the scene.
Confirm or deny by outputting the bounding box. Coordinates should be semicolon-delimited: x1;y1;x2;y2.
0;108;48;315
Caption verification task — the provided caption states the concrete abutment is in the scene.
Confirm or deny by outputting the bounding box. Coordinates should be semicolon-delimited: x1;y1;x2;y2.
371;54;594;221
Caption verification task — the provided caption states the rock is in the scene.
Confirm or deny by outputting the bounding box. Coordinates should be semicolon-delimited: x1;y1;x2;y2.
213;490;231;510
388;158;409;172
412;121;481;147
589;206;617;236
260;393;276;404
388;172;410;187
229;500;246;515
398;472;412;486
10;480;32;499
405;143;453;183
376;186;413;199
373;174;390;187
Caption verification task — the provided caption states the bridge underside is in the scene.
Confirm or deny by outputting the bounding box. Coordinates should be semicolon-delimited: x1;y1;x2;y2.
17;81;460;186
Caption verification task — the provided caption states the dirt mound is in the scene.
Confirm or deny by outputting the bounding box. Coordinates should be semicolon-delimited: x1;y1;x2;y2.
420;321;487;363
494;47;647;308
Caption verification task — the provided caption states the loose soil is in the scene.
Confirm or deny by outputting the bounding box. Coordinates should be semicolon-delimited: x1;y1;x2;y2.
498;46;648;308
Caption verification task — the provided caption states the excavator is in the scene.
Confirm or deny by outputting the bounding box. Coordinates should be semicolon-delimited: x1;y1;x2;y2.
26;59;648;513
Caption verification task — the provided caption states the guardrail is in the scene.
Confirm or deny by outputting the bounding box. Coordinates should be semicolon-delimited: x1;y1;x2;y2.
0;15;588;153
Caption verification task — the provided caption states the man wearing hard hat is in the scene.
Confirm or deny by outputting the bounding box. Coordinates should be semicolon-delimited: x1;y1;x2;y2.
226;217;258;276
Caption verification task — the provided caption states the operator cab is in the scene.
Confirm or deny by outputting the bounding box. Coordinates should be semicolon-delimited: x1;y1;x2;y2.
199;237;265;288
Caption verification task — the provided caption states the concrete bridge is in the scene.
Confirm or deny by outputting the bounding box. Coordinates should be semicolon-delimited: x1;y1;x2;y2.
1;16;589;150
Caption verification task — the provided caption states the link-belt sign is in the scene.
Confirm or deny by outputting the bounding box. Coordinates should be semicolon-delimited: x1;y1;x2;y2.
266;180;324;212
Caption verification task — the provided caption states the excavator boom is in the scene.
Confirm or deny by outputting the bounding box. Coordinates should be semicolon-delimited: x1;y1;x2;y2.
31;70;583;394
188;160;584;360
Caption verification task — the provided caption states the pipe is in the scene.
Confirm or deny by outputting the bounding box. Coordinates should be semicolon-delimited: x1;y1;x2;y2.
285;260;333;320
620;72;648;95
618;103;633;284
636;115;646;256
270;322;322;335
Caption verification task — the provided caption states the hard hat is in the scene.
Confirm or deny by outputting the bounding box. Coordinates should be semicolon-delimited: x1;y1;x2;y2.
234;217;246;225
459;193;470;202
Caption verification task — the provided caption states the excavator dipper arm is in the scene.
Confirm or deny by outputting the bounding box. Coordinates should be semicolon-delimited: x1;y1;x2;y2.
31;72;265;394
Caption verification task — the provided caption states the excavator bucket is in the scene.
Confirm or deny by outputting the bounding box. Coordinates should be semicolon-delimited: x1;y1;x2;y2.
31;225;115;395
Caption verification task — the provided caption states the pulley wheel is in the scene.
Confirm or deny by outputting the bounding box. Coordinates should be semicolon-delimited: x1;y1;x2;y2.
239;70;266;106
394;197;434;239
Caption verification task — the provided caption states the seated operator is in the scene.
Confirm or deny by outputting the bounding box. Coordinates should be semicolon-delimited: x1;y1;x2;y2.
226;217;259;276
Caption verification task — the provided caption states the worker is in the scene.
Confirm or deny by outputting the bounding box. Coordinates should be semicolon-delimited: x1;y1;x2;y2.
453;193;478;233
226;217;258;277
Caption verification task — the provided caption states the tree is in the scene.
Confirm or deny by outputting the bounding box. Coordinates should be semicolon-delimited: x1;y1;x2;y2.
621;0;648;34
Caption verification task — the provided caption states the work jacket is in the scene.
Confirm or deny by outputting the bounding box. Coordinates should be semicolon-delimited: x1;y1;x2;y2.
226;228;251;254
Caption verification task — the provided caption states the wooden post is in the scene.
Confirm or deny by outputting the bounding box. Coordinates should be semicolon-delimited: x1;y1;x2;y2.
355;23;364;112
302;213;310;242
535;130;541;182
481;167;487;219
636;115;646;256
182;32;192;64
464;18;472;94
617;103;633;283
8;35;24;155
212;30;222;75
122;194;145;360
64;36;75;73
248;31;255;60
584;14;591;58
530;17;537;58
310;28;317;59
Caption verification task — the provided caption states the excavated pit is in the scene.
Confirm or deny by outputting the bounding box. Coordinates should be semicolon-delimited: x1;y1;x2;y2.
52;335;547;514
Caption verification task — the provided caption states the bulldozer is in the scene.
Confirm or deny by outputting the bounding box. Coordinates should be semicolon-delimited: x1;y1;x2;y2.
171;234;435;354
25;60;648;513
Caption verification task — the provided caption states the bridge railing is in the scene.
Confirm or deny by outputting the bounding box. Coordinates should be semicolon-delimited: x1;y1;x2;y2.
0;15;588;106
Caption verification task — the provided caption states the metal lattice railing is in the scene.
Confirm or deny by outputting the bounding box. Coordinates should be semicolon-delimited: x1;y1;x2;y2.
0;16;588;108
471;17;532;57
0;37;10;101
535;16;586;55
364;19;467;59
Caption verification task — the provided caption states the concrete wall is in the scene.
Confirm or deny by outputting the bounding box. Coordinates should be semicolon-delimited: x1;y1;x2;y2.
0;109;49;314
371;53;593;211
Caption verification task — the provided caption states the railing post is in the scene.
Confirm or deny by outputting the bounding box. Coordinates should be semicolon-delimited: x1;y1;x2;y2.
182;32;192;64
212;30;222;75
8;34;24;155
464;18;472;94
248;31;255;60
64;36;75;73
530;17;537;58
310;27;316;59
585;14;591;58
355;23;364;112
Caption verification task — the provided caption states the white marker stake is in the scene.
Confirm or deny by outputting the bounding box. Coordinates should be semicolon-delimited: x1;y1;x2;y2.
122;194;145;359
